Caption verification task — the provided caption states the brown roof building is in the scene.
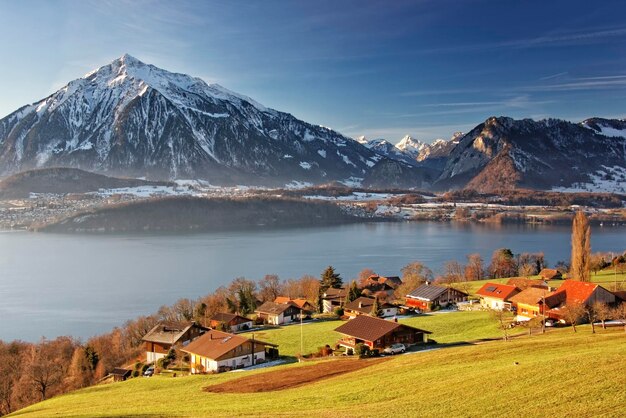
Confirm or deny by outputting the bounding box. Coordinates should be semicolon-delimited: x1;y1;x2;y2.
335;315;431;353
255;301;307;325
343;297;398;318
142;321;208;363
181;330;277;373
539;269;562;280
209;313;253;333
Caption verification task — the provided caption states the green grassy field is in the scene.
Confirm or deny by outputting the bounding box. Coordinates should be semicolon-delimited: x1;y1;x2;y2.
244;311;504;357
11;327;626;417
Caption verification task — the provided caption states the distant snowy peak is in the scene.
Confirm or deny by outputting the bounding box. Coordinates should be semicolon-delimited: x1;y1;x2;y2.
581;117;626;139
395;135;426;156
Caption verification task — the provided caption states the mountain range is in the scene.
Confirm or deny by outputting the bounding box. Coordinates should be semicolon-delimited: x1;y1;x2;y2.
0;54;624;192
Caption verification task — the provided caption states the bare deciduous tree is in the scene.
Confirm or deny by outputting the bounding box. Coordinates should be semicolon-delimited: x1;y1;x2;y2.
490;308;515;341
560;303;585;332
259;274;282;302
465;253;484;281
592;301;611;330
396;261;433;299
612;303;626;333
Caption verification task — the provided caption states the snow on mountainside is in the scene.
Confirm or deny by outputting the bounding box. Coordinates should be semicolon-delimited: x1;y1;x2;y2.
435;116;626;192
395;135;426;158
0;54;430;187
357;133;461;172
580;117;626;139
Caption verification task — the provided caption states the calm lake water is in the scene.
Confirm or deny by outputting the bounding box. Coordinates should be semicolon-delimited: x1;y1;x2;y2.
1;221;624;341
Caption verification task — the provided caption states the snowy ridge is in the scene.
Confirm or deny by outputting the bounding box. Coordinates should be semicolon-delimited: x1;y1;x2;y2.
0;54;387;185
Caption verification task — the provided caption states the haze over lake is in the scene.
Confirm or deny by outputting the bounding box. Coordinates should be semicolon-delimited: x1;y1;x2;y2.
1;221;624;341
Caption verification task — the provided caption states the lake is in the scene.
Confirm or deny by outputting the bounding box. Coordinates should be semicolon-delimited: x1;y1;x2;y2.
1;221;624;341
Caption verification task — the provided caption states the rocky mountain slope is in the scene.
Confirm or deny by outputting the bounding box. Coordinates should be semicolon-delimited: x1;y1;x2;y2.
434;117;626;192
0;54;431;187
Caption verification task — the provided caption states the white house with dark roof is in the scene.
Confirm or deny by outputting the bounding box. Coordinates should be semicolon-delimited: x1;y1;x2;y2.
181;329;278;373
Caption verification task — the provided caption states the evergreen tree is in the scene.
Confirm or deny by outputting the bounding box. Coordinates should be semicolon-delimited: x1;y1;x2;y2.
571;211;591;282
320;266;342;291
347;280;361;303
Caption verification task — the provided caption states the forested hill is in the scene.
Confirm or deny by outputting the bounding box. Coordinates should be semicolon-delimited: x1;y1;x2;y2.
34;196;357;233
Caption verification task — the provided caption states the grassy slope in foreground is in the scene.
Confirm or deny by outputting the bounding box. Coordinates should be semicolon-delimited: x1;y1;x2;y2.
12;328;626;417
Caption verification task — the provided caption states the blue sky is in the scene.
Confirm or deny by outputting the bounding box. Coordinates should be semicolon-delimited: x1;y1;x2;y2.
0;0;625;142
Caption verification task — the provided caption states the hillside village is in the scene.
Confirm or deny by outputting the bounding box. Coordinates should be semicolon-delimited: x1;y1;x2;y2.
118;267;625;380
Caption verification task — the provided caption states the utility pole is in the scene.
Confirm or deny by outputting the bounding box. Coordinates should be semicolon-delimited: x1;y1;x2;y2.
300;308;304;359
541;291;546;334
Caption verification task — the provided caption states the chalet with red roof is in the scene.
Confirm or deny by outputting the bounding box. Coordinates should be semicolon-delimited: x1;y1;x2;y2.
181;330;278;373
544;280;616;320
274;296;315;312
334;315;431;354
476;283;521;310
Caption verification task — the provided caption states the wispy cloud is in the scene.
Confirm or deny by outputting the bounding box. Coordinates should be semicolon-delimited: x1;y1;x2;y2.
539;71;569;81
525;74;626;92
399;88;483;97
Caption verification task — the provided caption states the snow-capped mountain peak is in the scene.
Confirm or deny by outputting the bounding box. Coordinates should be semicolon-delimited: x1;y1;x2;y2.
395;135;425;155
0;55;403;185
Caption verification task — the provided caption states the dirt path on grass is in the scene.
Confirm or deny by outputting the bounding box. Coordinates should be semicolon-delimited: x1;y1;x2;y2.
204;358;389;393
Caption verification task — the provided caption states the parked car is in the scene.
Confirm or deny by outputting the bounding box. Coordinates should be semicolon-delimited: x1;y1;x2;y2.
143;366;154;377
383;343;406;355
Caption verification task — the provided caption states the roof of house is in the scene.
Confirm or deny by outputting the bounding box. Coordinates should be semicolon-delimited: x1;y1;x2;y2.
110;368;131;377
476;283;520;301
509;287;550;306
142;321;205;345
274;297;313;310
506;277;549;290
210;313;251;324
344;297;395;315
322;287;348;299
407;284;451;301
539;269;562;279
373;275;402;289
544;279;606;307
335;315;431;343
180;330;276;360
255;301;299;315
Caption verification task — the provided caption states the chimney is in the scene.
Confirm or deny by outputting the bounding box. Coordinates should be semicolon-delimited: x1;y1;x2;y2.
358;301;362;308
